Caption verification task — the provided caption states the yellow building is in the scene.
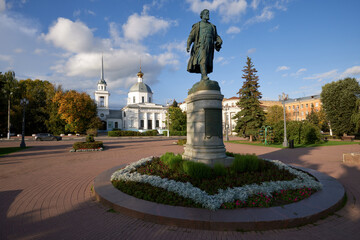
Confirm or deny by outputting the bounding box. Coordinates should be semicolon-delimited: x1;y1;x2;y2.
284;95;321;121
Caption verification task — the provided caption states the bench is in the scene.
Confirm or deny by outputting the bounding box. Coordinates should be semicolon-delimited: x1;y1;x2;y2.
341;136;355;141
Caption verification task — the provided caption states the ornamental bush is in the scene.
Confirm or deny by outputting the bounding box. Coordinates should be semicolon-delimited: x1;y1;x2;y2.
108;130;158;137
162;131;186;136
213;163;227;176
72;141;103;150
182;161;212;179
86;135;95;142
231;154;263;173
160;152;183;170
272;120;321;144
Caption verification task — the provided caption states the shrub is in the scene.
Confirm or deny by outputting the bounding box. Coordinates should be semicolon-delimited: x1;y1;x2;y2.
108;130;158;137
73;141;103;150
213;162;227;176
162;131;186;136
182;161;212;179
231;154;262;173
86;135;95;142
177;139;187;145
272;120;321;145
86;128;98;137
160;152;182;170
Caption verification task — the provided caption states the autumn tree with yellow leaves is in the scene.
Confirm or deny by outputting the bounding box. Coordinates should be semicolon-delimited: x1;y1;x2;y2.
53;90;101;133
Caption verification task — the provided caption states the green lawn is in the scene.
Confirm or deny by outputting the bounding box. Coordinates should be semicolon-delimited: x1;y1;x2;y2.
226;140;360;148
0;147;29;156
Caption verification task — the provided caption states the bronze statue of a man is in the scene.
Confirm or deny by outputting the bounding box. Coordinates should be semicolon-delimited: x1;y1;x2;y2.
187;9;222;81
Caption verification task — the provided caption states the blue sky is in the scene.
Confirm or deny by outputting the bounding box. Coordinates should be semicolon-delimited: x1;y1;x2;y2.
1;0;360;108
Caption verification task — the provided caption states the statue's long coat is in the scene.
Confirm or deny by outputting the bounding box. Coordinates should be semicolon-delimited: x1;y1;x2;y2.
187;21;222;74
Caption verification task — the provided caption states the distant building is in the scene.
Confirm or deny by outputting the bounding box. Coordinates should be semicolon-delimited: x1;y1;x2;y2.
284;95;321;121
94;57;167;132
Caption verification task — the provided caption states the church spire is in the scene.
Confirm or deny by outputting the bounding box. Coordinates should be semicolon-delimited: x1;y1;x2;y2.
98;54;107;85
101;53;104;81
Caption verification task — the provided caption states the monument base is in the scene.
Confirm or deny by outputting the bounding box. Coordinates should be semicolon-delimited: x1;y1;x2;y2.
182;88;233;166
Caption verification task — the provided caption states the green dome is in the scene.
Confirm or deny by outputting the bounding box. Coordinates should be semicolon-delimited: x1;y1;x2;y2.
129;82;152;93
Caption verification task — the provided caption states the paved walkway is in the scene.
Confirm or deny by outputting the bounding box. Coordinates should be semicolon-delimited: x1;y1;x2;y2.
1;138;360;239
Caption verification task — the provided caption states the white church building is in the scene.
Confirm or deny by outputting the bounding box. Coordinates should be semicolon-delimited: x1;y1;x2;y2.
94;57;168;132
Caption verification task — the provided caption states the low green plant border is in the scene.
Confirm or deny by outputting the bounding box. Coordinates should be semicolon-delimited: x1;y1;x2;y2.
227;140;359;148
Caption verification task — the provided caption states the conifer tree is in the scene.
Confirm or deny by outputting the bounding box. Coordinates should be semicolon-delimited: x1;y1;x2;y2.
233;57;265;141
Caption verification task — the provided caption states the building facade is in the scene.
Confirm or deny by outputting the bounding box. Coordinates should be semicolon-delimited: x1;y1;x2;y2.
94;58;167;132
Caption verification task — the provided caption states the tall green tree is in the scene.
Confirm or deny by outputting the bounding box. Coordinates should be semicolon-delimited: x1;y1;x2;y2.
166;100;186;132
233;57;265;141
0;71;18;136
321;77;360;136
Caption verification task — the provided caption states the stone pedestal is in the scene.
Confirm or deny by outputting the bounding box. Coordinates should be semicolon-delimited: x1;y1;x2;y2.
183;89;233;166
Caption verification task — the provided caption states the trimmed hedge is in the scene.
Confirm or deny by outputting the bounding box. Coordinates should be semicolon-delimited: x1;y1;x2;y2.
108;130;158;137
162;130;187;136
73;141;104;150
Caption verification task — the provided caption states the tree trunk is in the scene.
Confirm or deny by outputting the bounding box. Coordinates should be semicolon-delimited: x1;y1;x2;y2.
249;134;253;142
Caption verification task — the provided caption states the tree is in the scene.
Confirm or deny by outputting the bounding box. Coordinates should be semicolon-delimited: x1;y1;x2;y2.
321;78;360;136
306;107;329;132
233;57;265;141
45;85;67;135
265;105;287;126
167;102;186;132
1;71;18;137
53;90;100;133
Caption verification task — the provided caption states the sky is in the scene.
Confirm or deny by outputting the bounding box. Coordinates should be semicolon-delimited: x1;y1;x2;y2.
1;0;360;108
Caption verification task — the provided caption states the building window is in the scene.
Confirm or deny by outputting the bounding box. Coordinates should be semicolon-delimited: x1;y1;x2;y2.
140;120;144;129
156;120;159;128
306;103;308;108
311;103;314;107
293;105;295;109
301;104;303;109
124;112;126;117
288;106;291;110
315;102;319;107
133;96;135;103
301;112;304;116
115;122;118;129
142;96;144;103
100;97;104;107
149;97;151;103
100;113;104;117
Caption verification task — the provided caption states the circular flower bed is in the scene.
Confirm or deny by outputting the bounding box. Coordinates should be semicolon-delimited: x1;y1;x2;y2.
111;156;322;210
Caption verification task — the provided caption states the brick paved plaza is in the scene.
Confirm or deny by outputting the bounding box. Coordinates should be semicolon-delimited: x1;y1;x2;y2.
1;137;360;239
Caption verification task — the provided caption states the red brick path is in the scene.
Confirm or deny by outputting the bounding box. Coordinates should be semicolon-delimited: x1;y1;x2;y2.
1;138;360;239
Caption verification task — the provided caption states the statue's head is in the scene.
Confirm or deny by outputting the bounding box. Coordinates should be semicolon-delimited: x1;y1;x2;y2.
200;9;210;21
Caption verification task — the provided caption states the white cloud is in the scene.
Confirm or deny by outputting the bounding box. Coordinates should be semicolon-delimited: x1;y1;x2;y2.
247;48;256;54
187;0;247;22
43;18;104;53
251;0;260;9
226;26;241;34
340;66;360;78
160;40;187;53
269;24;279;32
304;69;338;82
14;48;24;53
0;0;6;12
276;66;289;71
34;48;47;55
245;6;274;25
0;54;12;63
295;68;307;74
122;13;171;42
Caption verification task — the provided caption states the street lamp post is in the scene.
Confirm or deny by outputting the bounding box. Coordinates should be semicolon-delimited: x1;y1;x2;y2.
279;93;288;147
7;92;12;140
20;98;29;148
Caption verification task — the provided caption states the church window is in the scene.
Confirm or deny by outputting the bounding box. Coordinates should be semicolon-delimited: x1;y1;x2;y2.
156;120;159;128
142;96;144;103
115;122;118;129
100;113;104;117
149;97;151;103
133;96;135;103
124;112;126;117
100;97;104;107
140;120;144;129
